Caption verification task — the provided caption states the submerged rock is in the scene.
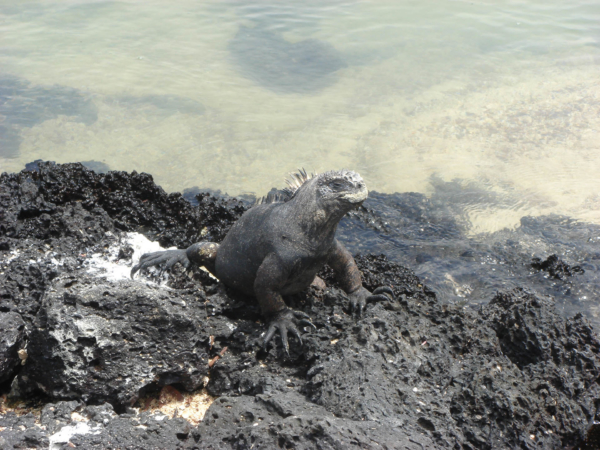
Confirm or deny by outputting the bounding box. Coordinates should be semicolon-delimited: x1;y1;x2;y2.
0;76;97;157
229;25;347;94
0;162;599;449
109;94;205;117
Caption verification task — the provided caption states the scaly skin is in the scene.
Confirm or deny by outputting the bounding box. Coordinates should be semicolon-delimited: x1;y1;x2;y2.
132;170;393;355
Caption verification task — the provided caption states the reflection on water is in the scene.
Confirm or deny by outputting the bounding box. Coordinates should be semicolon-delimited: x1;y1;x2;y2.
1;0;600;319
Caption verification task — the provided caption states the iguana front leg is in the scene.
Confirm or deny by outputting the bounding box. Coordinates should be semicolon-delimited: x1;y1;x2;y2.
327;239;394;315
131;242;219;278
254;253;315;355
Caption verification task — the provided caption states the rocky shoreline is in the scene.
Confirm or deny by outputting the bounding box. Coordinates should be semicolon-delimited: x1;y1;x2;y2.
1;162;599;449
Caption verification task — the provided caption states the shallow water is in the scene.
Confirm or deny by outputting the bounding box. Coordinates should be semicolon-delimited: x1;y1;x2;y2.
0;0;598;229
1;1;600;314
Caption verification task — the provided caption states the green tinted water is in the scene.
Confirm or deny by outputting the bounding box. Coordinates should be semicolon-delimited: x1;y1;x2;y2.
1;0;599;233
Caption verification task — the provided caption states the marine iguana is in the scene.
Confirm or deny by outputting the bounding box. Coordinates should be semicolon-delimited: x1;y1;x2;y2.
131;169;393;354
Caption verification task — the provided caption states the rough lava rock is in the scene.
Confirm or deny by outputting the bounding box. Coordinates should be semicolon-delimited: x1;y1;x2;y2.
0;312;26;384
531;254;585;280
1;162;599;449
10;274;217;406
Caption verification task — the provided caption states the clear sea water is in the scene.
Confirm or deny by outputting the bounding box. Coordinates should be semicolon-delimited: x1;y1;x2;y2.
1;1;600;321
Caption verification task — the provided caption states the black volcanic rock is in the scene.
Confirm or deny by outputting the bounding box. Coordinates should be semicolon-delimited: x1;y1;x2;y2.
0;161;246;248
0;312;25;384
0;411;50;449
196;392;434;449
531;254;585;280
10;274;218;406
0;400;194;449
0;162;599;449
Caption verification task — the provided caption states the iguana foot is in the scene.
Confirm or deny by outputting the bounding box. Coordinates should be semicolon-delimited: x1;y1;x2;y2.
349;286;395;316
263;309;316;356
131;249;190;278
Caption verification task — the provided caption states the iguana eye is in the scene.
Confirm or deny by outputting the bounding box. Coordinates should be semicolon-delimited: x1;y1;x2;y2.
331;180;346;190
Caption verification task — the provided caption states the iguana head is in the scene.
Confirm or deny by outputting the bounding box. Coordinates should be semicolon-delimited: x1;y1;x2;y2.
278;169;368;215
258;169;368;213
314;169;368;207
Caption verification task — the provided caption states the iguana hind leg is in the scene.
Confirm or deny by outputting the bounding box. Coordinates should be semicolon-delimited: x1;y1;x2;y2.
186;242;219;276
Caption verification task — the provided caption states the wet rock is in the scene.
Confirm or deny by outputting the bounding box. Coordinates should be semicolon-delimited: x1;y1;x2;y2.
0;312;26;384
531;254;584;280
229;25;346;94
338;187;600;327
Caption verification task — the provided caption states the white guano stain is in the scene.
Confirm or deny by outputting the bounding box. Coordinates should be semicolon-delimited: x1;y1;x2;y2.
48;422;102;450
86;232;175;285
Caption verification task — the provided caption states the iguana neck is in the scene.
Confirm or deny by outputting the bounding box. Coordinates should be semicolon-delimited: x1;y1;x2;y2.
285;186;349;240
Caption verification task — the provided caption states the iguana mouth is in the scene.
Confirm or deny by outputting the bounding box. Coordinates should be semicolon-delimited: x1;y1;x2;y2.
341;186;368;205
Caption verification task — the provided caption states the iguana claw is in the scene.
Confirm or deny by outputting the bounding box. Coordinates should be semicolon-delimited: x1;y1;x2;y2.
349;286;395;316
263;309;316;356
131;249;190;278
368;286;395;303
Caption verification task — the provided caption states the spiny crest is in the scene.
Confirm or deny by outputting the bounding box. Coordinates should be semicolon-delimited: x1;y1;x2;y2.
255;168;314;205
283;168;313;197
255;189;288;205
